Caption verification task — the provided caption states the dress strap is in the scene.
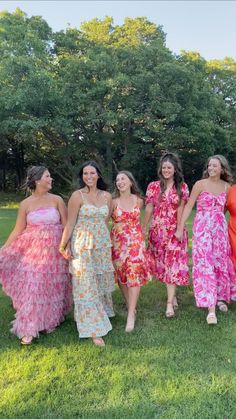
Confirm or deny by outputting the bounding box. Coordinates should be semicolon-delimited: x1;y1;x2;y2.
79;190;85;203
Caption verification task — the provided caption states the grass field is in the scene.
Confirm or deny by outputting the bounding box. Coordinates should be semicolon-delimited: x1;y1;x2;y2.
0;203;236;418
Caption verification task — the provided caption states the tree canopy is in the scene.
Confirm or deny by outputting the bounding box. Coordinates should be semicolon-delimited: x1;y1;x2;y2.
0;10;235;193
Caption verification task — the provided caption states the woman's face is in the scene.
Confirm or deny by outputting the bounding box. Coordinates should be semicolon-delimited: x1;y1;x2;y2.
38;170;52;191
207;158;222;178
116;173;132;193
82;165;99;188
161;161;175;181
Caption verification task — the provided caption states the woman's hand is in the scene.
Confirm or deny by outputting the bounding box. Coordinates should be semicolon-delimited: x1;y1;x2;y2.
59;245;73;260
175;229;183;242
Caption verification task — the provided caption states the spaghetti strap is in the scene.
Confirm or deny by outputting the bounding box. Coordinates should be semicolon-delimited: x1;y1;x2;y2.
79;189;85;203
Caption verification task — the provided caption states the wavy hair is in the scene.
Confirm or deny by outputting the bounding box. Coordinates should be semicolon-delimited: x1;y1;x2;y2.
113;170;142;198
158;152;184;202
202;155;233;184
77;160;108;191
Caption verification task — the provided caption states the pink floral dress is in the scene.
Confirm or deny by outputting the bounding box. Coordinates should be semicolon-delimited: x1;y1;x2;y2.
111;203;151;287
192;191;236;307
146;181;189;286
0;207;72;338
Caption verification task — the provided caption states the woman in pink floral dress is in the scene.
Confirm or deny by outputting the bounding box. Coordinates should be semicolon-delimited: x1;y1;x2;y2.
176;155;236;325
143;153;189;318
111;171;151;332
0;166;72;344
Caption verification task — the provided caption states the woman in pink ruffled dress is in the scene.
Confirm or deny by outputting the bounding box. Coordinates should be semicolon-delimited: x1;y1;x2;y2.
0;166;72;344
176;155;236;325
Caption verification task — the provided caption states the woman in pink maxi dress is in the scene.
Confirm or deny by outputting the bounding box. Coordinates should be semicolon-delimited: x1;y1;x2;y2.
0;166;72;344
143;153;189;318
176;155;236;325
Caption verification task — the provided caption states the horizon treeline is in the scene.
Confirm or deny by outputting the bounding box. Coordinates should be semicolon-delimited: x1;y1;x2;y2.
0;8;235;193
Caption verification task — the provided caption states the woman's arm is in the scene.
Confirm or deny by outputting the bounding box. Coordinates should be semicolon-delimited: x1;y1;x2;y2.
56;196;68;227
1;201;27;249
106;193;113;223
59;191;81;257
175;181;202;240
143;203;153;235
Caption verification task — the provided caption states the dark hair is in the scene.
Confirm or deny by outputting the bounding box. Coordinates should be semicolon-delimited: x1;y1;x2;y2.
158;152;184;201
24;166;48;191
113;170;142;198
78;160;108;191
202;155;233;184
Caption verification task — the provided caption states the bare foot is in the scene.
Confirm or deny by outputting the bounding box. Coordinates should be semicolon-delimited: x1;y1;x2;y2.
92;337;105;347
21;336;33;345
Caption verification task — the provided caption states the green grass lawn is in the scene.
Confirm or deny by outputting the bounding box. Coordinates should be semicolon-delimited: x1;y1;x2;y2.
0;206;236;418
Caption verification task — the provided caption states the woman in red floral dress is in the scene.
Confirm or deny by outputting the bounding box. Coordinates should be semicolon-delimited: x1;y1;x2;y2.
111;171;151;332
143;153;189;318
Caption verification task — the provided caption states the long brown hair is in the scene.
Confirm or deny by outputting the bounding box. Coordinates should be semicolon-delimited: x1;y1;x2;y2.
113;170;142;198
202;155;233;184
158;152;184;201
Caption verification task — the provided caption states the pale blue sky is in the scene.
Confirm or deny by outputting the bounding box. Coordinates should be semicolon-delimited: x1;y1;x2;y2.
0;1;235;60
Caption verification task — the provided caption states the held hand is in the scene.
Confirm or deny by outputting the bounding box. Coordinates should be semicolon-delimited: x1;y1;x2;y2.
59;247;73;260
175;229;183;242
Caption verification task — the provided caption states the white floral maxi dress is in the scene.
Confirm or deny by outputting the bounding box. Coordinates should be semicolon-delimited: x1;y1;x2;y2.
70;203;115;338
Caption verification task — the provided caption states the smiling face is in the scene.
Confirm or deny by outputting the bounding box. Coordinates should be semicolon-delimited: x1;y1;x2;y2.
207;158;222;178
116;173;132;193
161;160;175;181
38;170;52;191
82;165;99;188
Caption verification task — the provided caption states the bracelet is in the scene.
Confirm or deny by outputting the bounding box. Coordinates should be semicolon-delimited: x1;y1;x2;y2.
59;244;66;252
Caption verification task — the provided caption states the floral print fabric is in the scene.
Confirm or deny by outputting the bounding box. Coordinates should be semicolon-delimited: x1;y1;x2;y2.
111;204;151;287
192;191;236;307
70;203;115;338
146;181;189;286
0;207;72;338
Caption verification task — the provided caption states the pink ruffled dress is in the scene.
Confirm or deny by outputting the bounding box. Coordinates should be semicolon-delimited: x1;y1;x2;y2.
0;207;72;338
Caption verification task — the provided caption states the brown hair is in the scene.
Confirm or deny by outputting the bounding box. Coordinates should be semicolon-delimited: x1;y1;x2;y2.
113;170;142;198
158;152;184;202
25;166;48;191
202;155;233;184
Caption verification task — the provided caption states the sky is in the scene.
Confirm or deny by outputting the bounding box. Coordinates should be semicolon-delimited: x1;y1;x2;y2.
0;0;235;60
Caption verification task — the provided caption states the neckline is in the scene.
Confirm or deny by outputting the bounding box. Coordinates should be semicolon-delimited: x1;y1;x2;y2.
27;206;58;214
82;203;108;209
200;191;226;198
117;204;138;213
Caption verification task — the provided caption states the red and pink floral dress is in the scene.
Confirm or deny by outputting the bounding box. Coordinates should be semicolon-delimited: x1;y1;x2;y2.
111;202;151;287
146;181;189;286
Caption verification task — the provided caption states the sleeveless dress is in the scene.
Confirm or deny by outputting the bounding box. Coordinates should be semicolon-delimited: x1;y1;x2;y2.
0;207;72;338
146;181;189;286
192;191;236;307
70;194;115;338
111;203;151;287
226;186;236;286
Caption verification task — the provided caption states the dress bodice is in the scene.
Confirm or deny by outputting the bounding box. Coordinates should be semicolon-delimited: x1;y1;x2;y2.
111;205;140;225
26;207;61;226
72;204;110;250
196;192;226;213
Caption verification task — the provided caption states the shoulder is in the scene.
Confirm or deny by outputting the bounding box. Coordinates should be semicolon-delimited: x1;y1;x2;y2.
19;196;33;211
146;181;159;192
137;196;144;208
193;180;204;191
69;190;82;204
50;194;65;205
103;191;112;199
